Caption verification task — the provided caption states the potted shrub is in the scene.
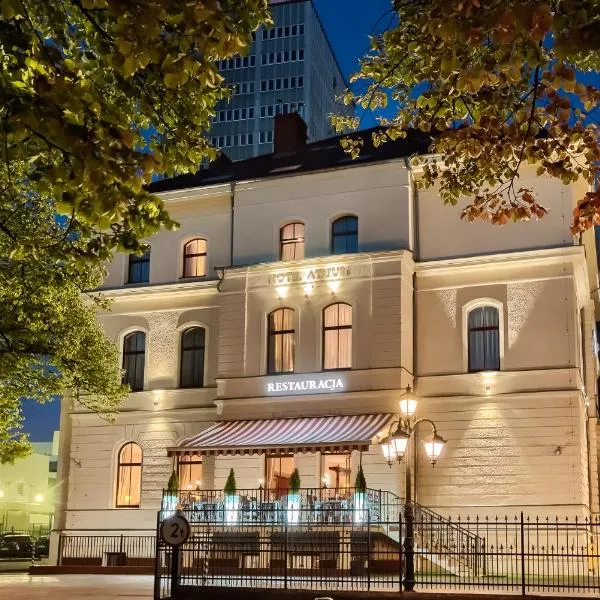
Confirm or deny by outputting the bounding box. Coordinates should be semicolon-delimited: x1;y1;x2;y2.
287;468;301;524
353;465;368;523
223;468;239;524
163;469;180;515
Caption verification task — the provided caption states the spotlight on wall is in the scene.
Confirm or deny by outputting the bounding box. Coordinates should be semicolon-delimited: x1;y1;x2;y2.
0;490;4;498
153;391;162;410
328;280;340;295
554;446;562;456
34;493;44;503
303;283;313;297
276;285;288;299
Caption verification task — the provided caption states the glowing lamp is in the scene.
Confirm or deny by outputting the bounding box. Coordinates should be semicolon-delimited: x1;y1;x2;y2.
380;440;397;466
423;432;446;466
390;428;410;458
35;493;44;503
399;387;418;418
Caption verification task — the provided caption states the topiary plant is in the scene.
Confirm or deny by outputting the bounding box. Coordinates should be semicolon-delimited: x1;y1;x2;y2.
289;468;301;493
354;465;367;492
224;468;237;496
167;469;179;493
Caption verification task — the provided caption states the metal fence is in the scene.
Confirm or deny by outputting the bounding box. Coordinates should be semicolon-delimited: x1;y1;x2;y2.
155;510;600;599
57;534;156;567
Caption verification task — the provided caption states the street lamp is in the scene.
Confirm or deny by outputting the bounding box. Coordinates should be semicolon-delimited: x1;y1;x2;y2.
379;386;446;591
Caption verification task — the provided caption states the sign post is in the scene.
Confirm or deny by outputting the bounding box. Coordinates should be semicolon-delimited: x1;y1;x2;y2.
160;512;190;600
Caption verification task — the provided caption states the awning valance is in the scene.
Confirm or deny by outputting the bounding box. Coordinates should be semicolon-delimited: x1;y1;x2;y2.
168;413;393;457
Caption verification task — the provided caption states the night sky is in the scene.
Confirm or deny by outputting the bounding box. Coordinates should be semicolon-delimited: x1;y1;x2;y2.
22;0;395;441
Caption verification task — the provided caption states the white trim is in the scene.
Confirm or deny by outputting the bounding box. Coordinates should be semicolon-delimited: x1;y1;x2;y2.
461;298;505;373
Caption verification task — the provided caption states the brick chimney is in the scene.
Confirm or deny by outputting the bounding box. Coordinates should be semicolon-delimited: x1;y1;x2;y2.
274;113;308;155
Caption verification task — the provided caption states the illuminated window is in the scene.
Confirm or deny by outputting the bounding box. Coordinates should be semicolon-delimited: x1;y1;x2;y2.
321;454;351;496
177;455;203;490
267;308;295;374
182;238;207;278
280;223;305;260
179;327;205;388
128;250;150;283
122;331;146;391
468;306;500;372
265;455;294;496
323;303;352;370
331;216;358;254
116;442;142;508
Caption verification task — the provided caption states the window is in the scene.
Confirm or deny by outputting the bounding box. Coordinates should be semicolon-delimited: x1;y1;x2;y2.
128;250;150;284
182;238;207;278
122;331;146;391
265;455;294;497
178;455;203;490
116;442;142;508
323;304;352;370
280;223;305;260
267;308;295;374
468;306;500;372
180;327;206;388
331;216;358;254
321;453;351;497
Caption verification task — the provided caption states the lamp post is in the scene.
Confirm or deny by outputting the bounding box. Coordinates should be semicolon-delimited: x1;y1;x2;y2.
379;386;446;592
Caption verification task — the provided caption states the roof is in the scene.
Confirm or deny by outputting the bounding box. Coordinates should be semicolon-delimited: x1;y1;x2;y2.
148;127;432;194
168;413;393;457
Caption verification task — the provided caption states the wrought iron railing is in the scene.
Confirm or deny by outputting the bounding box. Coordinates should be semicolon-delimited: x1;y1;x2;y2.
161;487;402;525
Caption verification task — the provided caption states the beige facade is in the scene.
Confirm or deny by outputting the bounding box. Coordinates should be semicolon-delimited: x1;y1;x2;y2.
53;154;600;554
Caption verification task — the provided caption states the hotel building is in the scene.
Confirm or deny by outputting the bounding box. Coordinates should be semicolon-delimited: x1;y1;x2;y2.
52;114;600;558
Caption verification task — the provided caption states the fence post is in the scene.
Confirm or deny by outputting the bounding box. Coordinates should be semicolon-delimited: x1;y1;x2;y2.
520;512;526;596
284;518;288;590
153;513;161;600
367;508;371;591
57;534;64;567
171;545;180;600
119;534;124;555
399;509;403;592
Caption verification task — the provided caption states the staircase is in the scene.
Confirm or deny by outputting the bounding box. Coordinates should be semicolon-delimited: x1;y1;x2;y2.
375;491;485;577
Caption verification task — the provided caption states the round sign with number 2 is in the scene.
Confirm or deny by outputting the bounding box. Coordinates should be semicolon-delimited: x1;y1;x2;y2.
160;513;191;546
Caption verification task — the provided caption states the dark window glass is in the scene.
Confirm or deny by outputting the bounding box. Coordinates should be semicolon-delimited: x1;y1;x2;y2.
468;306;500;372
122;331;146;391
116;442;142;508
180;327;206;388
128;250;150;284
267;308;295;375
331;216;358;254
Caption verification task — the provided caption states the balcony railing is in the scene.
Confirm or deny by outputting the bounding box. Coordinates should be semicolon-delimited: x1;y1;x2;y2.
161;487;402;525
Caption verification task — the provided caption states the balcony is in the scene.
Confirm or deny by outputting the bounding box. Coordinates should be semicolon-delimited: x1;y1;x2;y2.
161;487;401;525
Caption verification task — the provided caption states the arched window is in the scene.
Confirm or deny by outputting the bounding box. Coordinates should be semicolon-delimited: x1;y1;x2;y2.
331;216;358;255
468;306;500;372
116;442;142;508
323;303;352;370
180;327;206;388
182;238;207;278
267;308;295;374
122;331;146;391
280;223;305;260
177;455;203;490
128;249;150;284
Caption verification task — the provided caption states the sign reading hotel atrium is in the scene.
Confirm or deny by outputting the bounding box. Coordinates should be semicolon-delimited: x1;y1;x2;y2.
266;374;345;395
268;265;351;286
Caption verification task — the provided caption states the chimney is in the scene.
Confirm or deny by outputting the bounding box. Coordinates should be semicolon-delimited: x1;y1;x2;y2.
274;113;308;155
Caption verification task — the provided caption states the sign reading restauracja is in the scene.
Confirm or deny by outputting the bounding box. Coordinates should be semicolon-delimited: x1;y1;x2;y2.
266;375;345;395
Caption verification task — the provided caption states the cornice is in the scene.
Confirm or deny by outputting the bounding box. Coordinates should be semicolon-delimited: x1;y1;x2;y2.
93;278;220;300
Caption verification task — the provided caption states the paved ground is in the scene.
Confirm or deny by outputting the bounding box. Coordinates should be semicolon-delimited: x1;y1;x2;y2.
0;573;154;599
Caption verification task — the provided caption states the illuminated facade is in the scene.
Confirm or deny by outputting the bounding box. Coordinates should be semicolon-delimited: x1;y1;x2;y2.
52;124;600;558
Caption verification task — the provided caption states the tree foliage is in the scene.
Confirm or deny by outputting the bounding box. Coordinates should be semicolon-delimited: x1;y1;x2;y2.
0;1;270;461
333;1;600;230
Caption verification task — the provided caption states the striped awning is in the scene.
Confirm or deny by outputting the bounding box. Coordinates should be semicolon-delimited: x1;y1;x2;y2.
168;413;393;457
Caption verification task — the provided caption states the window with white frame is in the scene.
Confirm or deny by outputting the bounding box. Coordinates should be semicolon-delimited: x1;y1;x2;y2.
280;223;305;260
323;303;352;370
467;305;500;372
267;308;295;374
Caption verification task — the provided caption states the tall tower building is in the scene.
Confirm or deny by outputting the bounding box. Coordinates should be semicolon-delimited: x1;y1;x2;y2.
209;0;346;161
